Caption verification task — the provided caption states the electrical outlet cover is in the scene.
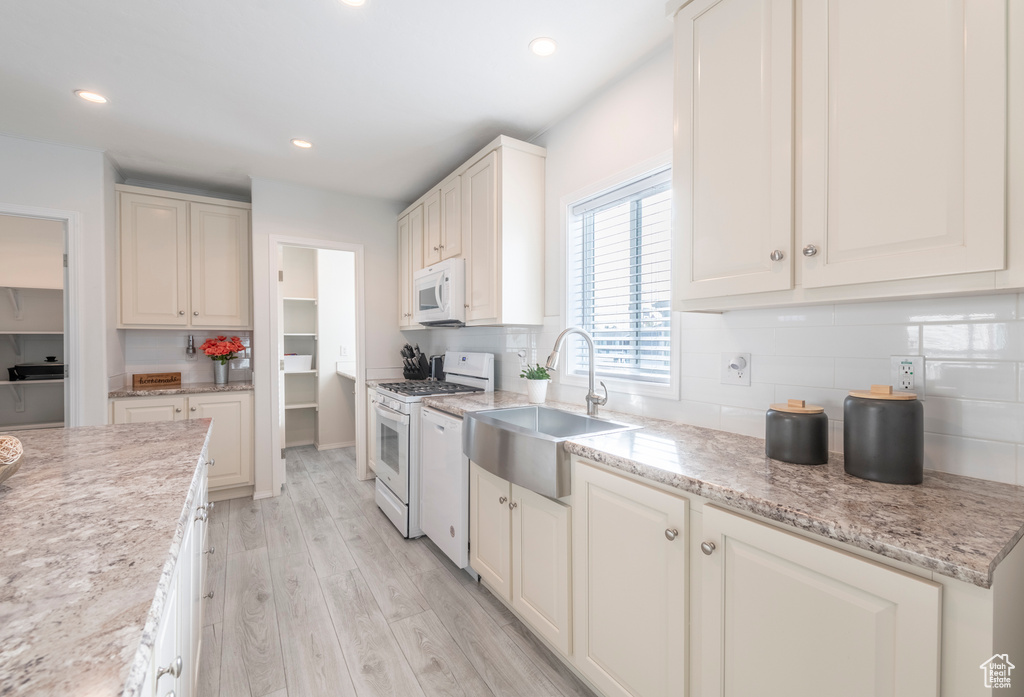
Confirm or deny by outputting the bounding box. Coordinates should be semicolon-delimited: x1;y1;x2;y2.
890;356;924;393
720;353;752;386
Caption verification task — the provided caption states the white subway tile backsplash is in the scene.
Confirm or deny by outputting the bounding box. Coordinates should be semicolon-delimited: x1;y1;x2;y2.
680;352;720;379
829;420;844;453
645;397;721;430
834;294;1018;325
921;323;1024;360
679;327;776;356
1019;445;1024;486
720;406;765;438
720;305;835;328
923;397;1024;443
753;355;834;388
772;385;848;420
775;325;920;358
833;357;891;390
924;360;1018;401
681;377;776;410
924;433;1017;484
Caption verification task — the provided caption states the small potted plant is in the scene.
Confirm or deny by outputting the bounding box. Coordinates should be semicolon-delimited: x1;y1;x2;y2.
200;335;246;384
521;363;551;404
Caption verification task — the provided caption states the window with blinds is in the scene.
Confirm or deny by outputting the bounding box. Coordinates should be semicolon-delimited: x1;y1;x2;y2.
568;168;672;384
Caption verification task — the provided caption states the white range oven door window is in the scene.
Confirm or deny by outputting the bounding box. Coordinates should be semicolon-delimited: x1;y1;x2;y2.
375;402;409;502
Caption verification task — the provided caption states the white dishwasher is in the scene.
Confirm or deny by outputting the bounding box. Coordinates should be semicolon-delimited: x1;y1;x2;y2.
419;406;469;568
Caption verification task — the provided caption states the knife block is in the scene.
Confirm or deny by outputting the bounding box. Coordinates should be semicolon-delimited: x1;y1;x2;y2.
403;354;430;380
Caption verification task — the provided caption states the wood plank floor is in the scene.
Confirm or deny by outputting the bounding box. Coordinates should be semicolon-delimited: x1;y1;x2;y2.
198;445;598;697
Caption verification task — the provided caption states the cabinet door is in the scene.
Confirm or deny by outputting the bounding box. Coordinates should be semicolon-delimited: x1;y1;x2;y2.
112;396;186;423
462;152;499;323
151;568;180;697
673;0;794;300
190;465;209;696
511;484;571;657
573;461;687;697
801;0;1006;288
469;462;511;601
423;190;442;267
176;511;196;697
408;203;425;273
119;193;189;325
398;214;413;328
440;175;462;259
701;505;940;697
189;392;253;490
366;389;377;473
189;203;251;328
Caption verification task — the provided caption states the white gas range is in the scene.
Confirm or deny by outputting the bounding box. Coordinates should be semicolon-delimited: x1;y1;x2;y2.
371;351;494;538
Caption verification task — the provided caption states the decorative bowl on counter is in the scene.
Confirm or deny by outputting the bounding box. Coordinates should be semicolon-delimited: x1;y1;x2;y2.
0;435;24;485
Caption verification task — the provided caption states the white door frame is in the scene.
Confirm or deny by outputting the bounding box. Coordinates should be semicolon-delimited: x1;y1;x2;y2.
267;234;366;495
0;202;84;427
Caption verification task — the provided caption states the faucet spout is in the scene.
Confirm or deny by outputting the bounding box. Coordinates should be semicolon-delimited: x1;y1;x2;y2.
548;327;608;416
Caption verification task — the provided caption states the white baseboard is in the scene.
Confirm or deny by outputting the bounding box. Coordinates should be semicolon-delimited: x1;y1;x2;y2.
316;440;355;451
209;484;254;503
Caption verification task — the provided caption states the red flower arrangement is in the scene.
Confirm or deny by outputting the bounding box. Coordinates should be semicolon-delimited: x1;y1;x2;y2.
200;336;245;365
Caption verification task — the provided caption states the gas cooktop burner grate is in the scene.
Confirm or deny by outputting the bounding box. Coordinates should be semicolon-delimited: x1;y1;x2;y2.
377;381;482;397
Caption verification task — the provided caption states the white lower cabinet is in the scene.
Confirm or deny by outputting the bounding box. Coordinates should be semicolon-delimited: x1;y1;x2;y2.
572;461;688;697
469;462;572;656
111;392;253;491
700;504;941;697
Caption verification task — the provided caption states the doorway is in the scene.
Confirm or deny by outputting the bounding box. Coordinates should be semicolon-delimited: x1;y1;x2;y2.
269;238;365;495
0;214;69;430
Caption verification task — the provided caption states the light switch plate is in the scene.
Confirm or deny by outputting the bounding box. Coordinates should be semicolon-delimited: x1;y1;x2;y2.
721;353;752;386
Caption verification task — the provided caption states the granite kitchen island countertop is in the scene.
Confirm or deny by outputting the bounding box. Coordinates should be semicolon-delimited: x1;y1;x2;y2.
423;390;1024;589
109;380;254;398
0;420;212;696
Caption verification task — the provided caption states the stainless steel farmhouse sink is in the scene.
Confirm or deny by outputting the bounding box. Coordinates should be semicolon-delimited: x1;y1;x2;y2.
463;406;640;498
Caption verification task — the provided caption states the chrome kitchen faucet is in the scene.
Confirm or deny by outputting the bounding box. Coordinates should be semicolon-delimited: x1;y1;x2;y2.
545;326;608;416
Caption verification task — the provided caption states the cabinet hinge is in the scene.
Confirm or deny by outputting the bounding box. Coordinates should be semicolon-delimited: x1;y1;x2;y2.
280;358;285;371
63;253;68;268
64;364;69;378
279;270;284;282
281;448;286;459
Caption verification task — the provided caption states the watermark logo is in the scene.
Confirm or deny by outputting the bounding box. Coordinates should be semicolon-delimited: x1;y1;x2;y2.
981;654;1015;689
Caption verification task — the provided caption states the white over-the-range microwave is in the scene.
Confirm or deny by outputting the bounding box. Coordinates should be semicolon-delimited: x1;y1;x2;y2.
413;257;466;326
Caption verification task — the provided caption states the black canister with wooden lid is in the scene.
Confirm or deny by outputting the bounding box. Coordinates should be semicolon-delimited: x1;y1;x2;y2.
765;399;829;465
843;384;923;484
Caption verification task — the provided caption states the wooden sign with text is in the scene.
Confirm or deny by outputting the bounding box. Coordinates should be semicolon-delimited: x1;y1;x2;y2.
132;372;182;389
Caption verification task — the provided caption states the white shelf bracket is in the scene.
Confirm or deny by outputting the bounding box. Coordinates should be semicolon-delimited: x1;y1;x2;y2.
7;384;24;413
5;335;21;360
5;288;22;321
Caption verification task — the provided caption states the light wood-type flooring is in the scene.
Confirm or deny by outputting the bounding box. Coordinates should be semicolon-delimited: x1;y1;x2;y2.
198;445;598;697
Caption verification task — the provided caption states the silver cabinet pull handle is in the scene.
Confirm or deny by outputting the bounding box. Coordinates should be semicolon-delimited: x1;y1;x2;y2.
803;244;818;257
701;541;716;555
193;311;199;316
175;408;181;413
665;528;678;541
206;458;215;467
205;547;215;555
509;501;517;510
156;655;182;680
770;250;785;262
195;509;208;522
178;310;185;316
433;246;439;251
204;591;214;599
498;496;507;504
190;406;197;412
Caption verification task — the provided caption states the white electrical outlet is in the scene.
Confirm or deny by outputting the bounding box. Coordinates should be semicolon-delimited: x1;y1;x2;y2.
340;345;349;358
890;356;924;393
515;350;528;369
720;353;752;386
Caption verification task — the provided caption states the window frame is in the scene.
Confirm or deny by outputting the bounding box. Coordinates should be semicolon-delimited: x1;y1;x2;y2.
558;154;680;401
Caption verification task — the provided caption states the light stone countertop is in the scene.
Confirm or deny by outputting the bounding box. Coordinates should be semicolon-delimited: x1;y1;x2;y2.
109;380;254;398
422;390;1024;589
0;420;213;696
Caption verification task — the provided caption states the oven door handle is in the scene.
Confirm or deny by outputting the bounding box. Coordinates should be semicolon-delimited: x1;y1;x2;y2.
375;402;409;426
434;273;446;313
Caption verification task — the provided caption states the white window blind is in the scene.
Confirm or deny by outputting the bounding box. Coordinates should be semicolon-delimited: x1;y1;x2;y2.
568;168;672;384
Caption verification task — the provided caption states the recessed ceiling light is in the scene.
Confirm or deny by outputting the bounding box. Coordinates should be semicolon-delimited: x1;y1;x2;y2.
75;90;108;104
530;37;557;57
291;139;313;149
340;0;365;6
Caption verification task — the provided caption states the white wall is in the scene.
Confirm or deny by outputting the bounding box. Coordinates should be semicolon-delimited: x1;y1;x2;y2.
317;249;357;449
0;215;64;288
0;134;116;425
411;41;1024;486
251;177;404;495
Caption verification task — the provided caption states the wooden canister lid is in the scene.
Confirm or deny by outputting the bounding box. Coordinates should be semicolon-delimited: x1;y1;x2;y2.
848;384;917;401
768;398;825;414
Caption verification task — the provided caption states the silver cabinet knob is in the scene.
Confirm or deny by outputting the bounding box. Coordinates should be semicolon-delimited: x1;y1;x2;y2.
770;250;785;262
156;655;182;680
206;458;215;467
190;406;197;412
498;496;507;504
164;691;176;697
433;246;439;251
205;546;215;555
204;591;214;599
195;509;208;522
439;244;444;250
175;408;181;413
509;501;517;510
207;501;215;512
665;528;678;541
193;311;199;316
701;541;716;556
802;244;818;257
464;304;470;309
178;310;185;316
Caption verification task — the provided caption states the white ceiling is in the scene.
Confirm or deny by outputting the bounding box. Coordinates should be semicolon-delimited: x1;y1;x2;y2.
0;0;672;203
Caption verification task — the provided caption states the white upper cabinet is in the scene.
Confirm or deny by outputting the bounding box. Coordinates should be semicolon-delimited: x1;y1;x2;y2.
674;0;794;299
801;0;1006;288
119;192;189;326
118;186;252;328
397;135;545;329
672;0;1011;310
